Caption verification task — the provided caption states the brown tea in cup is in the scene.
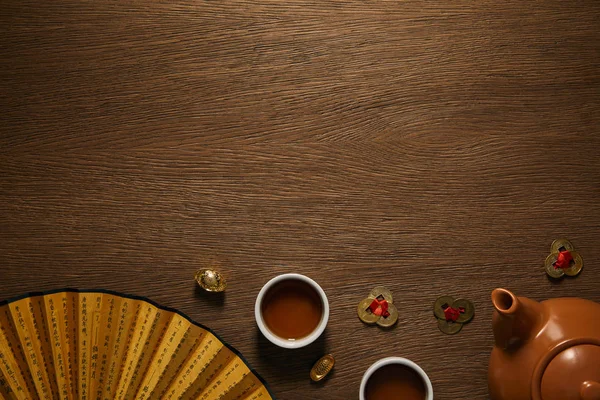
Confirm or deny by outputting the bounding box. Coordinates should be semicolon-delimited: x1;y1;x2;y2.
365;363;427;400
261;278;323;339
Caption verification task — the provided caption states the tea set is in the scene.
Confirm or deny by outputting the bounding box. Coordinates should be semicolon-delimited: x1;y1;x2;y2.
196;239;600;400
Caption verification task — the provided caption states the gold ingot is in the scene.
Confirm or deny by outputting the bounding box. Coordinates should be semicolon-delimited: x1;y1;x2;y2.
545;253;565;279
550;238;574;254
563;251;584;277
452;299;475;323
310;354;335;382
438;318;463;335
433;296;455;320
376;303;399;328
357;298;380;324
368;287;394;303
195;269;227;292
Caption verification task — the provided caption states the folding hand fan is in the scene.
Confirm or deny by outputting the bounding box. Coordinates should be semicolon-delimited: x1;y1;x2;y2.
0;289;273;400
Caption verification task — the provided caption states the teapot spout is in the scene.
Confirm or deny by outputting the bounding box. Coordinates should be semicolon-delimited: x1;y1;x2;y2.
491;288;521;316
491;289;544;350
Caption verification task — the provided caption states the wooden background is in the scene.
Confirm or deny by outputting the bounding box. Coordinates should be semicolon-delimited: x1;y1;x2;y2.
1;1;599;399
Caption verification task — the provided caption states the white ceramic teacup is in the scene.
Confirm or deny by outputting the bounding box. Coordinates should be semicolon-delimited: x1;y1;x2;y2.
359;357;434;400
255;273;329;349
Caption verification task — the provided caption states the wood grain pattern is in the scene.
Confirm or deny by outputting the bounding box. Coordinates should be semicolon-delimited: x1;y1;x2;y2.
1;1;599;399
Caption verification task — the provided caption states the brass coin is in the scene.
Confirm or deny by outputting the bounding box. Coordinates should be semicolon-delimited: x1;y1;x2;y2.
452;299;474;323
310;354;335;382
376;303;399;328
551;238;574;254
433;296;455;320
368;286;393;303
195;269;227;292
545;253;565;279
437;318;463;335
357;298;379;324
563;251;583;277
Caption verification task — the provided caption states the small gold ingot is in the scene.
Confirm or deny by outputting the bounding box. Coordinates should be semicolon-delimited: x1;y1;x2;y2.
195;269;227;292
310;354;335;382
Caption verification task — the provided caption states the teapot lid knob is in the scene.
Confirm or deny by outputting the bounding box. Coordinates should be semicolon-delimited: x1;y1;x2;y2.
581;381;600;400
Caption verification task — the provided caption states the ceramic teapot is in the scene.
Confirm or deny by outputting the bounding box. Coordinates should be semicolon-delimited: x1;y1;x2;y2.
488;288;600;400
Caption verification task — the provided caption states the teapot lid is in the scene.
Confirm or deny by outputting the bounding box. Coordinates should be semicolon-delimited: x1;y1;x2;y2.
536;342;600;400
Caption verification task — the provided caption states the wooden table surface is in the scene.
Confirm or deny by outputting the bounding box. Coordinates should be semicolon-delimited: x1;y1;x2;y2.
1;1;599;399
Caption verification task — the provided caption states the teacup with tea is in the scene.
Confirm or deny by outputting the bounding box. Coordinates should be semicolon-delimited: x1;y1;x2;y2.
360;357;433;400
255;273;329;349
